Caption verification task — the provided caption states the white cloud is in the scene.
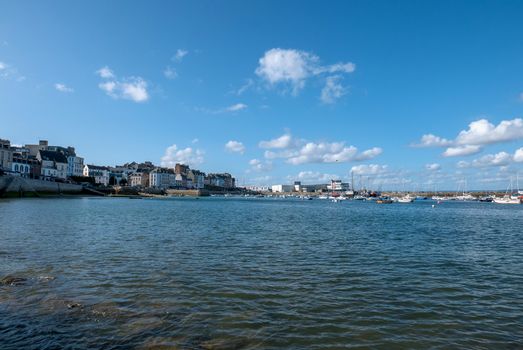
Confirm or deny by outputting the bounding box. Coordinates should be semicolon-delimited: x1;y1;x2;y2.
119;78;148;102
226;103;248;112
255;48;355;97
97;66;149;103
196;103;248;114
321;75;345;104
96;66;114;79
259;134;294;149
255;48;316;93
414;118;523;158
458;152;514;168
455;118;523;146
99;81;116;94
293;171;339;183
442;145;481;157
225;140;245;154
350;164;388;175
54;83;73;93
259;132;381;165
173;49;188;62
286;142;381;165
191;138;199;144
314;62;356;74
355;147;383;160
514;148;523;162
472;152;513;167
248;158;273;172
234;79;254;95
164;66;177;79
425;163;441;171
161;144;204;168
414;134;453;147
457;161;469;168
0;61;24;81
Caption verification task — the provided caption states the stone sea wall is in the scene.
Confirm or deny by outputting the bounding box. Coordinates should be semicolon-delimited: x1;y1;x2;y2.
0;175;83;197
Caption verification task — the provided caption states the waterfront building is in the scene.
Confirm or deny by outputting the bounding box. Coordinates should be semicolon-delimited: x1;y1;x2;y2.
327;179;350;191
245;185;270;192
83;164;110;186
149;168;176;188
294;181;302;192
10;156;40;178
129;173;142;187
175;173;188;188
24;140;84;179
67;155;84;177
271;184;294;193
0;139;13;171
206;173;235;189
187;169;205;189
24;140;49;157
37;150;68;180
129;170;150;187
175;163;190;175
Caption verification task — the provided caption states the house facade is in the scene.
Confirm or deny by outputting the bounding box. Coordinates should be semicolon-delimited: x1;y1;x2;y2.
37;150;68;180
149;168;176;188
67;155;85;177
83;164;110;185
187;169;205;189
0;139;13;171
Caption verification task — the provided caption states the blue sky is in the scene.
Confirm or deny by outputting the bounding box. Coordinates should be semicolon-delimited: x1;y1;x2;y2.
1;0;523;190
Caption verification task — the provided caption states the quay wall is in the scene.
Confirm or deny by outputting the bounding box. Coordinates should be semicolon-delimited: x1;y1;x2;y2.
166;189;210;197
0;176;83;197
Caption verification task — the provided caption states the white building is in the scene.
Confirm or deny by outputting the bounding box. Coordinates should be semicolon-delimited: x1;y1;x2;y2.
149;168;176;188
129;172;145;187
67;155;84;177
271;184;294;193
11;157;31;176
327;179;349;191
83;164;110;185
245;185;270;192
37;150;68;180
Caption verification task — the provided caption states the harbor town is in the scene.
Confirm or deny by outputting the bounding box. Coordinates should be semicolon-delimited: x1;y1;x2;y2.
1;137;522;203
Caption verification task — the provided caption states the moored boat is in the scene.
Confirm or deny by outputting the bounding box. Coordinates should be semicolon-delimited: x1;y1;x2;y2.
493;196;520;204
376;196;393;204
397;194;415;203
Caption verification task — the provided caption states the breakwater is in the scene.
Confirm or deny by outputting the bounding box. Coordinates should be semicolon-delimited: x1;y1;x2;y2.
0;175;83;197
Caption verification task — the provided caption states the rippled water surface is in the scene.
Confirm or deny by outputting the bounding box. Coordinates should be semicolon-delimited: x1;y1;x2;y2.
1;197;522;349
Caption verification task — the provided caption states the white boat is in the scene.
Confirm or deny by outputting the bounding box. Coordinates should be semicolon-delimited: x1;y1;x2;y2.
397;194;414;203
493;196;520;204
494;177;521;204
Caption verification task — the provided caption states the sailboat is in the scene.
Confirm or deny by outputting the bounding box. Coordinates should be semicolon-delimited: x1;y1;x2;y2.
493;177;521;204
397;181;414;203
493;196;520;204
454;179;476;201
